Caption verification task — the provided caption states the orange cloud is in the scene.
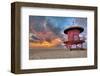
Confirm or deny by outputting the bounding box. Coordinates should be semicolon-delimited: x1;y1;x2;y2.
29;38;62;48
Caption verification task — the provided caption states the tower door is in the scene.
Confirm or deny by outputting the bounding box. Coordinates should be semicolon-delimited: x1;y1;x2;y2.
74;34;79;41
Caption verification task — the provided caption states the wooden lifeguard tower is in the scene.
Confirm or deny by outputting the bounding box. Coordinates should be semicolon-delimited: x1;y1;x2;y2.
64;26;85;50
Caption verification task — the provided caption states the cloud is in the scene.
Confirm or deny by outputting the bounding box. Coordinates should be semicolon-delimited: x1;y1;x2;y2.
29;16;87;48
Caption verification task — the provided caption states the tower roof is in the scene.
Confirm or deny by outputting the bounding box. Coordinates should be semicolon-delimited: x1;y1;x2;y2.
64;26;84;34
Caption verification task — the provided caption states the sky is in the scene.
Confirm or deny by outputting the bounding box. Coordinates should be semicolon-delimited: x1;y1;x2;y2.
29;15;87;48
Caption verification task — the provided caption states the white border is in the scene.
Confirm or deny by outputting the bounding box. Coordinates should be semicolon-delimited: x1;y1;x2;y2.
21;7;94;69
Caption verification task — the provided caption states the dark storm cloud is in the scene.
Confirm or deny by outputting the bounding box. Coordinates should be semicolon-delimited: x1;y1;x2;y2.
46;17;68;38
29;16;46;32
46;20;62;37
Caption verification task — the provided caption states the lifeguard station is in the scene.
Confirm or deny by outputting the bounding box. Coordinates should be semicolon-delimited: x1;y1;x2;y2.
64;26;85;50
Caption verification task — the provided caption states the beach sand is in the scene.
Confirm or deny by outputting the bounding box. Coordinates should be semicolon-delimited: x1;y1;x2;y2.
29;48;87;60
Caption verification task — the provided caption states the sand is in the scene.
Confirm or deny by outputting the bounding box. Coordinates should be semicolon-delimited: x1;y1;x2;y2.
29;48;87;60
